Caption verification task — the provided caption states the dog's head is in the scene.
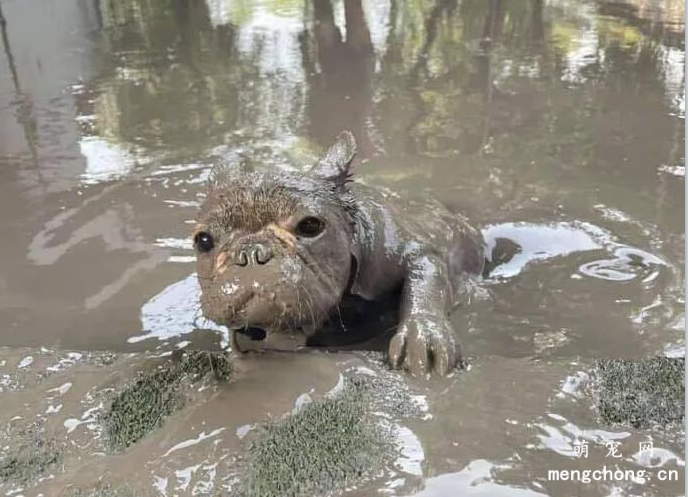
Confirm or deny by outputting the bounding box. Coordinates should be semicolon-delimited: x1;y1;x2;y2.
194;132;360;348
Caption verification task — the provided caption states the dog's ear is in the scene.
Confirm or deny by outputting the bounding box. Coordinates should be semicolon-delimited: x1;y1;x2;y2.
309;131;357;189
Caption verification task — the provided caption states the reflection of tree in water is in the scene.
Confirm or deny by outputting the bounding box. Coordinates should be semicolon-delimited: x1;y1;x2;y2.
599;0;685;43
0;1;40;169
77;0;683;179
80;0;311;158
373;0;683;174
81;0;239;154
303;0;375;157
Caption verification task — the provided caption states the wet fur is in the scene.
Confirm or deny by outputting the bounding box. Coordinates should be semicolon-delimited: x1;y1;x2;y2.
194;131;485;375
196;166;358;336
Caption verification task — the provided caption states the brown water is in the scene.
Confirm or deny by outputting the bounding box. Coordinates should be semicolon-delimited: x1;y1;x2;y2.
0;0;685;495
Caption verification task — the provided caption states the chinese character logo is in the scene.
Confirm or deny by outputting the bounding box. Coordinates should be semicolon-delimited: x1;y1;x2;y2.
605;441;622;458
639;441;653;455
573;440;589;458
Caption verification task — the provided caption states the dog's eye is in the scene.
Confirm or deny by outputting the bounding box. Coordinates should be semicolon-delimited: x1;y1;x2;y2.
194;231;215;253
295;217;325;237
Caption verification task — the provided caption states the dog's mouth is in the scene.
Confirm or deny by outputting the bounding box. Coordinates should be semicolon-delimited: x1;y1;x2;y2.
237;326;268;341
231;326;307;353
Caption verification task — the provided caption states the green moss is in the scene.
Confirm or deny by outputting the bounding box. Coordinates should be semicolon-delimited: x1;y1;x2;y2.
66;485;135;497
240;378;390;497
592;357;684;429
0;423;62;485
102;350;231;452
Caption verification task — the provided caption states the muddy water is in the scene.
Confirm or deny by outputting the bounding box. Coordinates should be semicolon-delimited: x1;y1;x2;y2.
0;0;684;495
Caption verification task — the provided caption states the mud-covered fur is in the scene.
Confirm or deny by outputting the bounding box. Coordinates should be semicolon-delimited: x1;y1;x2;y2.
194;131;485;375
196;138;361;337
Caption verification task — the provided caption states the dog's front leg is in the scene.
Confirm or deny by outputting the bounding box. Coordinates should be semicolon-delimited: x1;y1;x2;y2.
388;253;461;376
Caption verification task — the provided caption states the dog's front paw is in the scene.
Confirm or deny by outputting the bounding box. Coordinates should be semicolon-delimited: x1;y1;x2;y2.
388;313;460;376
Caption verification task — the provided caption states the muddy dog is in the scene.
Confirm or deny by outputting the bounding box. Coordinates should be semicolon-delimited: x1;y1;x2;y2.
193;132;485;375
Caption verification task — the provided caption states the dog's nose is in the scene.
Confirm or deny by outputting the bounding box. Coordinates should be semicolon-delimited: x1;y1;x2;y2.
251;243;272;265
235;243;272;266
234;249;249;266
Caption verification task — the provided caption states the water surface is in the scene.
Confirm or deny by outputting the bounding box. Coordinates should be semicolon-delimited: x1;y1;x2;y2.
0;0;684;495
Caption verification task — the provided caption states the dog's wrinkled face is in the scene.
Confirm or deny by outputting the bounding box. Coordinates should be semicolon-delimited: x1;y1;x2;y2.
194;132;359;344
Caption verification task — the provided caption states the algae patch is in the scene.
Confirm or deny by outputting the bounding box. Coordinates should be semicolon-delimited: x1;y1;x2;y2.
0;423;62;485
592;357;684;429
65;484;135;497
240;377;390;497
102;350;231;451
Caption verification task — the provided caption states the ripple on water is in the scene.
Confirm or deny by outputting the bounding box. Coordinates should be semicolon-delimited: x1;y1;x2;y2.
579;247;666;282
410;459;548;497
483;221;668;283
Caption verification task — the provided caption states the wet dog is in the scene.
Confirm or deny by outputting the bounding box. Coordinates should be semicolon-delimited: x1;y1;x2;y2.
194;132;484;375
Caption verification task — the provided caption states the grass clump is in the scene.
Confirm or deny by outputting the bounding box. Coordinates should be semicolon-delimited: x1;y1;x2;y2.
592;357;684;429
240;377;390;497
102;350;231;452
0;423;62;485
64;485;135;497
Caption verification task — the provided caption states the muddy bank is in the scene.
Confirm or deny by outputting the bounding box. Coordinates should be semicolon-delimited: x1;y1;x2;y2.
0;346;684;496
